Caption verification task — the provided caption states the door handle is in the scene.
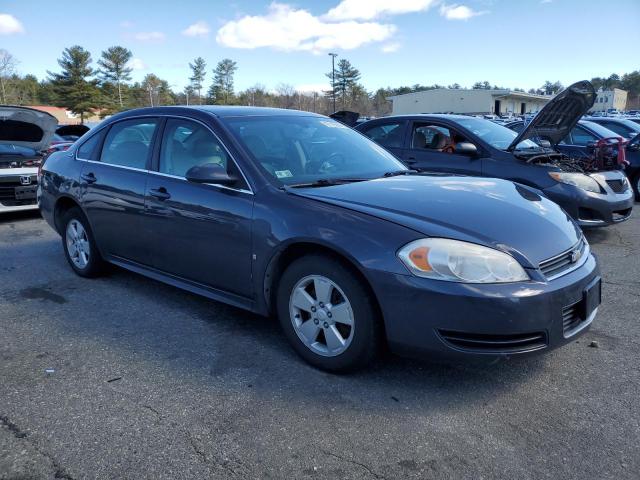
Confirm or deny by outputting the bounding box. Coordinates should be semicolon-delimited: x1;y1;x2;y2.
81;172;97;184
149;187;171;201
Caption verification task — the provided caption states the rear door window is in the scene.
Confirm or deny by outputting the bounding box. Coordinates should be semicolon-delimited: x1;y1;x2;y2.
100;119;158;169
361;122;405;148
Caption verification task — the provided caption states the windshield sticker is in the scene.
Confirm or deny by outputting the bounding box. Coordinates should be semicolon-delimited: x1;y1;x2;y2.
275;170;293;178
320;120;347;129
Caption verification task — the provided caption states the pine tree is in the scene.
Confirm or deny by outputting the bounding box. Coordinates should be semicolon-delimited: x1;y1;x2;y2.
98;46;133;108
209;58;237;105
48;46;102;123
325;58;361;110
189;57;206;104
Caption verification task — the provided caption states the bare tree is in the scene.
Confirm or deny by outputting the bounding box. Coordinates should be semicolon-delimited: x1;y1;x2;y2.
0;49;18;104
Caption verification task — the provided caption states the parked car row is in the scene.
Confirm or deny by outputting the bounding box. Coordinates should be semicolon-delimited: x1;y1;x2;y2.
37;96;604;371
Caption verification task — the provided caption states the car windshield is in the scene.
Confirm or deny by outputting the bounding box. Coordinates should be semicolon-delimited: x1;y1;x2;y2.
223;115;407;185
453;117;540;150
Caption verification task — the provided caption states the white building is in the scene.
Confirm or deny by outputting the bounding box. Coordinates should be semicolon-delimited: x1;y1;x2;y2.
387;89;550;116
589;88;627;113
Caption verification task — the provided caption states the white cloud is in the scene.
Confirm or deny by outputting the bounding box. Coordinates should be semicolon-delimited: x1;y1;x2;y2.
0;13;24;35
128;58;147;70
381;42;401;53
324;0;437;21
133;31;166;42
439;4;488;20
216;3;395;53
182;21;210;37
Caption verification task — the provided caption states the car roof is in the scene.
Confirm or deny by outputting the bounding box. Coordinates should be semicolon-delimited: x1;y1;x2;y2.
109;105;325;120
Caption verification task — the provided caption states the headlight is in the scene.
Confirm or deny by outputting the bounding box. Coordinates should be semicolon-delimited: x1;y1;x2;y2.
397;238;529;283
548;172;601;193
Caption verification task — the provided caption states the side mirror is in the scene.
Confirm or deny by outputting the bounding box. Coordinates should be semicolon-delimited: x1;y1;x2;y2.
454;142;478;156
185;163;237;185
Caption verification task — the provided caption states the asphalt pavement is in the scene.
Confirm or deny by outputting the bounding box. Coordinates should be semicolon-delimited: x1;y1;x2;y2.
1;208;639;479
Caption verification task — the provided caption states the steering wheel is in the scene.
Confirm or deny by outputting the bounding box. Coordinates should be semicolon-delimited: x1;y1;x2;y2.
307;152;347;174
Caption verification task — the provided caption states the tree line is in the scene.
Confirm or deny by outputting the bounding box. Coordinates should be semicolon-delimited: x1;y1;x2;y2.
0;46;638;123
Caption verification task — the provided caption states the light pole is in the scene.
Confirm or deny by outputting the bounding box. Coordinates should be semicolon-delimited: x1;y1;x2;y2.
328;52;338;113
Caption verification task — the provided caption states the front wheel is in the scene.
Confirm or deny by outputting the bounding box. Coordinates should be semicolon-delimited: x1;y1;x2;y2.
277;255;382;372
61;207;105;278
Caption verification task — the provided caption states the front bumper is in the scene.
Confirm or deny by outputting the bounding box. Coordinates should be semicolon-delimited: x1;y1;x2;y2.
543;173;634;227
369;253;600;361
0;170;39;213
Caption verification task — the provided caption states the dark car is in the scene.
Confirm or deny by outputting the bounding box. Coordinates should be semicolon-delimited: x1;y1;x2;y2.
583;116;640;141
39;106;601;371
507;119;640;200
357;81;634;227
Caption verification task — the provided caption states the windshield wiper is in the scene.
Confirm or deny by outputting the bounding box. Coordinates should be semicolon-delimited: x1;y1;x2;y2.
382;169;418;177
285;178;369;189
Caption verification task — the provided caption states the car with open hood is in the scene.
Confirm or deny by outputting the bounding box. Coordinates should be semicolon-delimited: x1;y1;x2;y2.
40;106;601;371
0;106;58;213
507;118;640;200
357;81;634;227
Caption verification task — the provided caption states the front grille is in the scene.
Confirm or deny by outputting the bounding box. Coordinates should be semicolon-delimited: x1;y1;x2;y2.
0;185;18;200
606;179;628;193
539;239;586;280
562;302;582;333
438;330;547;353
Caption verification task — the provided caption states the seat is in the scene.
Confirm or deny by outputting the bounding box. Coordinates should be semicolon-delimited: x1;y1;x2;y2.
429;132;448;150
412;131;427;149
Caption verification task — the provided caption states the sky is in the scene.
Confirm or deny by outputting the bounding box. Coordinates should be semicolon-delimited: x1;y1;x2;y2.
1;0;639;94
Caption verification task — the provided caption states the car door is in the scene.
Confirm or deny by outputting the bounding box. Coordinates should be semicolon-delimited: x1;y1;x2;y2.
79;117;159;264
402;121;482;175
359;120;407;158
143;117;254;298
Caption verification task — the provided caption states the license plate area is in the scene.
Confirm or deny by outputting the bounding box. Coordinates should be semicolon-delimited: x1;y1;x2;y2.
582;276;601;320
15;185;37;200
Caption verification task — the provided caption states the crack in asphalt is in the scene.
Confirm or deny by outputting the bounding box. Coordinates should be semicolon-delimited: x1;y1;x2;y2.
320;448;388;479
0;414;75;480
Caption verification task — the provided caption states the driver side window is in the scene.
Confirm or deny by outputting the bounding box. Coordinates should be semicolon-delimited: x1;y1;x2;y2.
159;118;247;188
411;123;469;153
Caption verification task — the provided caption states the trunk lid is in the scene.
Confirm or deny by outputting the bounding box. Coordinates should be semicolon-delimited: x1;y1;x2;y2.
0;106;59;151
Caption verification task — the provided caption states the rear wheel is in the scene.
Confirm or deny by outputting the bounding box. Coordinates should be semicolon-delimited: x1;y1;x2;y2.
277;255;382;372
61;207;105;277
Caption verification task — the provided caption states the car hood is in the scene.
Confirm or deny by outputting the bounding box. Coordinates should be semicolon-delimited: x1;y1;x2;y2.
507;81;596;151
0;106;58;151
291;176;582;268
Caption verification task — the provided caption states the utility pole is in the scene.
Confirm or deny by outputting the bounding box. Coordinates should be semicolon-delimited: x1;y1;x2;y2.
328;52;338;113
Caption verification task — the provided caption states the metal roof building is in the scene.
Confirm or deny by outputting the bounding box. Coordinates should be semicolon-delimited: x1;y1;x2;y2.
387;89;550;116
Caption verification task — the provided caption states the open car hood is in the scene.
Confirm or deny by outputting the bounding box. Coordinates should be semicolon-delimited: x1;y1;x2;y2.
329;111;360;127
55;124;90;138
0;106;58;151
507;81;595;151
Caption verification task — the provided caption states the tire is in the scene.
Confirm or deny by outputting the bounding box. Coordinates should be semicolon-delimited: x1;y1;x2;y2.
276;255;382;372
60;207;105;278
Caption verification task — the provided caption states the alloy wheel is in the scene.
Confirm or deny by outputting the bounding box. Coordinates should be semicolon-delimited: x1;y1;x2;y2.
289;275;354;357
66;219;90;269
